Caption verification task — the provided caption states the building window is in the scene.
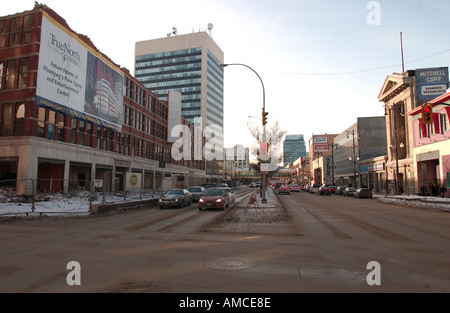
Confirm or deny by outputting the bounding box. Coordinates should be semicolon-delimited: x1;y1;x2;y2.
37;107;45;138
1;103;13;136
18;58;29;88
5;60;16;90
444;113;449;132
13;103;25;136
70;118;77;144
0;20;6;48
47;109;56;140
56;113;65;142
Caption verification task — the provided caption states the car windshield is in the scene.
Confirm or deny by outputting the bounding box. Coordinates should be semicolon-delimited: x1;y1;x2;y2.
166;190;183;195
203;189;222;196
224;188;232;193
188;187;202;192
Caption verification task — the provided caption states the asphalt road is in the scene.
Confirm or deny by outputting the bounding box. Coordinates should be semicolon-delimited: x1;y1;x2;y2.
1;188;449;293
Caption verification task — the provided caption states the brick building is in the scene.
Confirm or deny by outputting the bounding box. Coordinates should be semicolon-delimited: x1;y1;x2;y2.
0;4;205;195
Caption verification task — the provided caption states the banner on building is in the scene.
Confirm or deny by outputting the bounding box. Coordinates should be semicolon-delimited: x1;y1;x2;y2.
36;12;124;132
126;173;142;191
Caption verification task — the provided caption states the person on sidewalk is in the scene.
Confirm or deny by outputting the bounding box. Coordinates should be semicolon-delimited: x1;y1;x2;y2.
440;184;448;198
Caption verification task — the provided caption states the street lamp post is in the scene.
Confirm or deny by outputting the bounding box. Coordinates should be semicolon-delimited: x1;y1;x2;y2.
347;130;358;188
221;63;268;203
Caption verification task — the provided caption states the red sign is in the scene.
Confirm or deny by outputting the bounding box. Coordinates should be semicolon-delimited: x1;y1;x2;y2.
314;144;328;152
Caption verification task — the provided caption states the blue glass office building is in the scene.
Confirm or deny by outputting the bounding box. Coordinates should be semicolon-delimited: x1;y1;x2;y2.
135;32;224;177
283;134;307;166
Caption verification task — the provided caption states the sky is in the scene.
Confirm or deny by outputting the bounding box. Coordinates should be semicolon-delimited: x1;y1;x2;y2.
4;0;450;152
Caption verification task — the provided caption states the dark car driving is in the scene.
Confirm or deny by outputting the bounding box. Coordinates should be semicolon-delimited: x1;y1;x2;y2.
159;189;193;208
187;186;205;202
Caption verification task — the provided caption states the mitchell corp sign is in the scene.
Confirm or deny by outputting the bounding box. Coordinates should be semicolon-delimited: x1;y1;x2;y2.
416;67;449;101
36;12;124;132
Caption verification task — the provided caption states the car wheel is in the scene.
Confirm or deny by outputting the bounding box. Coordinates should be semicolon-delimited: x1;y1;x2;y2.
198;206;202;211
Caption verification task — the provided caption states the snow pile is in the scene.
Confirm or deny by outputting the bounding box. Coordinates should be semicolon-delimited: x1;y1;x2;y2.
376;194;450;212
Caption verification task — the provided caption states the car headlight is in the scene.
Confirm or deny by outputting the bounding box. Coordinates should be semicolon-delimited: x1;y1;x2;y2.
174;198;179;202
216;199;223;203
158;199;162;202
199;199;204;203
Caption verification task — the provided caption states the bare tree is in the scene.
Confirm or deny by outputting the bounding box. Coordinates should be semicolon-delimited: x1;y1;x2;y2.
247;120;287;172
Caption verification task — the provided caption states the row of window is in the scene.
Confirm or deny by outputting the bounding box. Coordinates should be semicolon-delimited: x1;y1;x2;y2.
0;15;34;48
0;58;30;90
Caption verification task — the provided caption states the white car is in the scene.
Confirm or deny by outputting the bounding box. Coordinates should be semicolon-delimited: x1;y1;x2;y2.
222;187;236;203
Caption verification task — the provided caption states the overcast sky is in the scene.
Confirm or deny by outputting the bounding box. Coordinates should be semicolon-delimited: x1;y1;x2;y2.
4;0;450;150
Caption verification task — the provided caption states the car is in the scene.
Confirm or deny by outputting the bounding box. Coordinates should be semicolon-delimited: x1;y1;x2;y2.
159;189;193;208
249;182;256;188
255;182;261;188
222;187;236;203
201;183;217;189
326;185;337;194
187;186;205;202
290;184;301;192
275;182;282;190
217;183;228;188
309;184;321;193
343;187;357;197
278;185;290;195
316;186;331;196
335;186;347;196
354;188;373;199
198;187;229;210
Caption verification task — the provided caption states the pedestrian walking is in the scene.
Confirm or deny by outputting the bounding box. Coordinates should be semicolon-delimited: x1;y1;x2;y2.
440;184;447;198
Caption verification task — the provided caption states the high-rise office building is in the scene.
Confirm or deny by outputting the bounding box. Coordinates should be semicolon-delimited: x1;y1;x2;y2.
283;134;307;166
135;31;224;178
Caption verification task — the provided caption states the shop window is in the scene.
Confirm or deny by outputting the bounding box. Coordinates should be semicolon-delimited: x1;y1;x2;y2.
85;123;92;147
77;120;85;145
37;107;45;138
47;110;56;140
56;113;65;142
70;118;77;144
1;104;13;136
13;103;25;136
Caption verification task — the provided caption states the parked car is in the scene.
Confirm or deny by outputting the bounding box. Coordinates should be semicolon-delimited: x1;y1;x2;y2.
335;186;347;196
249;182;256;188
217;183;228;188
316;185;331;196
255;181;261;188
275;182;282;189
198;188;229;210
354;188;373;199
290;184;301;192
278;185;290;195
343;187;357;197
222;187;236;203
159;189;193;208
309;184;321;194
187;186;205;202
326;185;337;194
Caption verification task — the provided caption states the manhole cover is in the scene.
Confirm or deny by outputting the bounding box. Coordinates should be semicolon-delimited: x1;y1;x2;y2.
204;258;259;271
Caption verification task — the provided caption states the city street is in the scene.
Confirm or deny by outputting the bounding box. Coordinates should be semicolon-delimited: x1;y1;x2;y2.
1;188;449;294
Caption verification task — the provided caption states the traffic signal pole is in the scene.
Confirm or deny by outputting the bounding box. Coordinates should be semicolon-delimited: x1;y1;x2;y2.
220;63;268;203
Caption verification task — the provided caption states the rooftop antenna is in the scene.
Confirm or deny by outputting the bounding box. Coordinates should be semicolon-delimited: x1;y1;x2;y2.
207;23;213;38
400;32;405;73
167;27;178;37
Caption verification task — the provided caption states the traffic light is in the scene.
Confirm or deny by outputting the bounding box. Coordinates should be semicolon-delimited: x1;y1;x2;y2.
260;142;268;159
421;104;433;124
262;109;268;125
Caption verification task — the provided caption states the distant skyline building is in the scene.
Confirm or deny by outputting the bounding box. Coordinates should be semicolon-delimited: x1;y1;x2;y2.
283;134;307;166
135;31;224;178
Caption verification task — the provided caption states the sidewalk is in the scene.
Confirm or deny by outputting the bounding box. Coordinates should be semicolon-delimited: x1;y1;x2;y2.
373;192;450;212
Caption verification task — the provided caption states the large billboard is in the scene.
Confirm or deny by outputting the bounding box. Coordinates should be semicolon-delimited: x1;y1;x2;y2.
36;12;124;132
416;67;449;101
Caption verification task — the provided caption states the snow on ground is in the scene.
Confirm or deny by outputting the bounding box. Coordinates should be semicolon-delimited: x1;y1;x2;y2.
0;189;160;217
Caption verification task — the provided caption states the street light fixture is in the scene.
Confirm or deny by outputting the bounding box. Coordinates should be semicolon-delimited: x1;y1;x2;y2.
221;63;268;203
